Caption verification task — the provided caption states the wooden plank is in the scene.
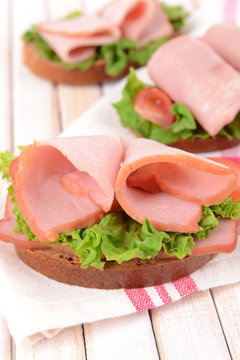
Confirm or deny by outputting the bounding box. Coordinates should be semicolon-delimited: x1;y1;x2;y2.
211;282;240;359
47;0;102;129
151;290;231;360
0;313;11;360
0;0;12;151
84;311;159;360
16;325;86;360
12;0;59;151
57;85;101;129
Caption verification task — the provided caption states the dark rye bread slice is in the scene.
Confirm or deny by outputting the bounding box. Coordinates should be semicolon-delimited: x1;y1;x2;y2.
23;42;139;85
169;136;240;153
15;245;215;289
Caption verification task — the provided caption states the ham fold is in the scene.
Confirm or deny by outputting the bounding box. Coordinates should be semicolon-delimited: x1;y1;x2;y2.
100;0;173;47
11;136;123;243
115;139;236;232
147;35;240;136
38;15;121;63
203;24;240;72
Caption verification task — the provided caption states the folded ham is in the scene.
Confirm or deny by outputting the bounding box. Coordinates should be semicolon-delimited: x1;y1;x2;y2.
147;35;240;136
38;15;121;63
10;136;123;243
100;0;173;47
115;138;237;232
203;24;240;72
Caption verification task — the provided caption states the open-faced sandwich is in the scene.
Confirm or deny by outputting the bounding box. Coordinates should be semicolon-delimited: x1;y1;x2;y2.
114;35;240;153
22;0;188;84
0;136;239;289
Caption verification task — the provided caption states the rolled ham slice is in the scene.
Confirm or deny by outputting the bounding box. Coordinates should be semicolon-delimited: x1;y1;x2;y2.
12;136;123;243
203;24;240;72
115;138;237;232
38;15;121;63
192;219;237;256
100;0;173;46
147;35;240;136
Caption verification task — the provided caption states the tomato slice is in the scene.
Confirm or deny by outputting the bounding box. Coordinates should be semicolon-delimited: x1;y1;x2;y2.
134;87;175;130
209;157;240;199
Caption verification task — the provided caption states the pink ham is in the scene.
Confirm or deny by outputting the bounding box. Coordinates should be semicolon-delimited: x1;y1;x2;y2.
12;136;123;243
38;15;121;63
192;219;237;256
0;217;75;256
100;0;173;45
137;3;173;47
147;35;240;136
203;24;240;72
115;138;237;232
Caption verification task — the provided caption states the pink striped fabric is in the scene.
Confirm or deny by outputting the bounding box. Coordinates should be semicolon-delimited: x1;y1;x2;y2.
173;276;199;297
124;289;155;311
154;285;172;304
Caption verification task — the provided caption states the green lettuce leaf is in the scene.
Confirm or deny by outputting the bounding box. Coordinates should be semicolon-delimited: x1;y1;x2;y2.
170;103;196;133
218;112;240;140
99;38;137;76
161;3;189;30
210;197;240;220
0;151;15;181
128;36;169;66
61;10;82;20
195;206;219;240
114;69;240;143
162;233;194;258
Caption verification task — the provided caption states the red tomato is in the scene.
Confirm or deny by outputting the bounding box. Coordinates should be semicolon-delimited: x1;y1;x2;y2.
134;87;175;130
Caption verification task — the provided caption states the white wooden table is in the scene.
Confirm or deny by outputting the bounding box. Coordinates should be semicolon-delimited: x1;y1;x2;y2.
0;0;240;359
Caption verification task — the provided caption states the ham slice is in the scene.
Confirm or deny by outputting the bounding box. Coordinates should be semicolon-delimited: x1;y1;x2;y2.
192;219;237;256
208;157;240;200
38;15;121;63
0;217;75;256
12;136;123;243
100;0;173;46
137;3;173;47
203;24;240;72
115;138;237;232
147;35;240;136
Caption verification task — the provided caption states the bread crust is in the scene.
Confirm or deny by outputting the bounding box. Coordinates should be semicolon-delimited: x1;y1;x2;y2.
169;136;240;153
15;245;215;289
23;42;139;85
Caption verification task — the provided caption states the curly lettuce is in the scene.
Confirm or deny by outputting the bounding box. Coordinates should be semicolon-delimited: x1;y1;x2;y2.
114;69;240;143
161;3;189;31
0;151;15;181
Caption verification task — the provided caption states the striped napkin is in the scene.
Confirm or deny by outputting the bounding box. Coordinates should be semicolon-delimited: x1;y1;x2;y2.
0;0;240;345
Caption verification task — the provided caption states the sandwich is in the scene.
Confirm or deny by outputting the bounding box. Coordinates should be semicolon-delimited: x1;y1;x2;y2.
114;35;240;153
0;136;239;289
22;1;188;84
